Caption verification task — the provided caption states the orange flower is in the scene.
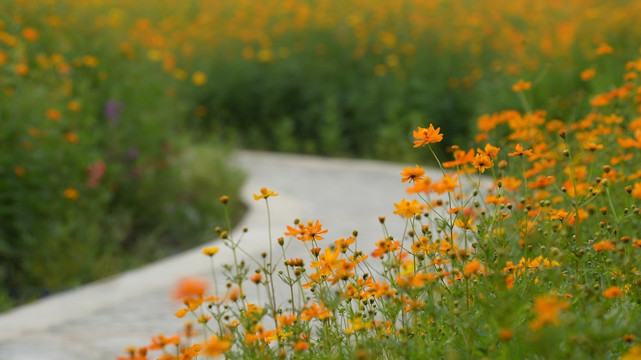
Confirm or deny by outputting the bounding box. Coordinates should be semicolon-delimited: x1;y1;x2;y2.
285;258;305;266
68;100;81;112
174;308;189;318
432;173;460;194
223;284;241;302
603;286;622;298
293;341;309;351
550;208;569;221
250;273;262;284
335;236;355;250
172;277;208;301
14;165;25;177
22;28;38;41
485;194;507;205
393;198;422;218
201;335;231;357
180;344;202;360
300;302;332;321
595;42;613;55
511;80;531;92
580;68;596;81
472;152;493;173
117;346;147;360
583;142;603;151
506;274;515;290
396;272;434;288
46;108;62;121
253;187;278;200
64;132;79;144
617;130;641;149
632;182;641;199
593;240;615;252
499;328;513;341
463;259;482;275
63;188;79;200
400;165;425;183
508;143;534;157
590;93;611;107
483;143;500;158
309;247;341;276
406;177;432;194
443;149;475;168
14;63;28;75
497;176;522;191
297;220;328;242
149;334;180;350
371;238;401;258
529;294;569;330
413;124;443;147
528;175;555;189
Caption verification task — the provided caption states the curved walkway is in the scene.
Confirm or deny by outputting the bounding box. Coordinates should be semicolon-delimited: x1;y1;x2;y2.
0;150;447;359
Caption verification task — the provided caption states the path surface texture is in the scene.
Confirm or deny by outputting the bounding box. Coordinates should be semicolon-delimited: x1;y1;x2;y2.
0;150;452;360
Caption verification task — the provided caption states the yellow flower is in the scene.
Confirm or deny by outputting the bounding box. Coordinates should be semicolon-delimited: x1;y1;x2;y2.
257;48;274;63
620;344;641;360
454;218;477;231
68;100;81;112
191;71;207;86
393;198;422;218
202;247;219;256
253;187;279;200
345;317;373;335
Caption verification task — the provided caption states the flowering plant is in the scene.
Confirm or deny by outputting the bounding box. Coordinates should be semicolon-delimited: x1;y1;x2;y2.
120;56;641;360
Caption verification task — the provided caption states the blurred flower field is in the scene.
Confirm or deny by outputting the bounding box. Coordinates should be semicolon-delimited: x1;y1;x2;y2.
2;0;641;312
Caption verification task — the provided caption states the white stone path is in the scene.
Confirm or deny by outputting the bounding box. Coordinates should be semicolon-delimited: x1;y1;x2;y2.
0;150;455;359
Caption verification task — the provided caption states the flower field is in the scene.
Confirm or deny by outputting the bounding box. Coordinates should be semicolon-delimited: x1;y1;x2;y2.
123;53;641;358
1;1;248;310
2;0;641;356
